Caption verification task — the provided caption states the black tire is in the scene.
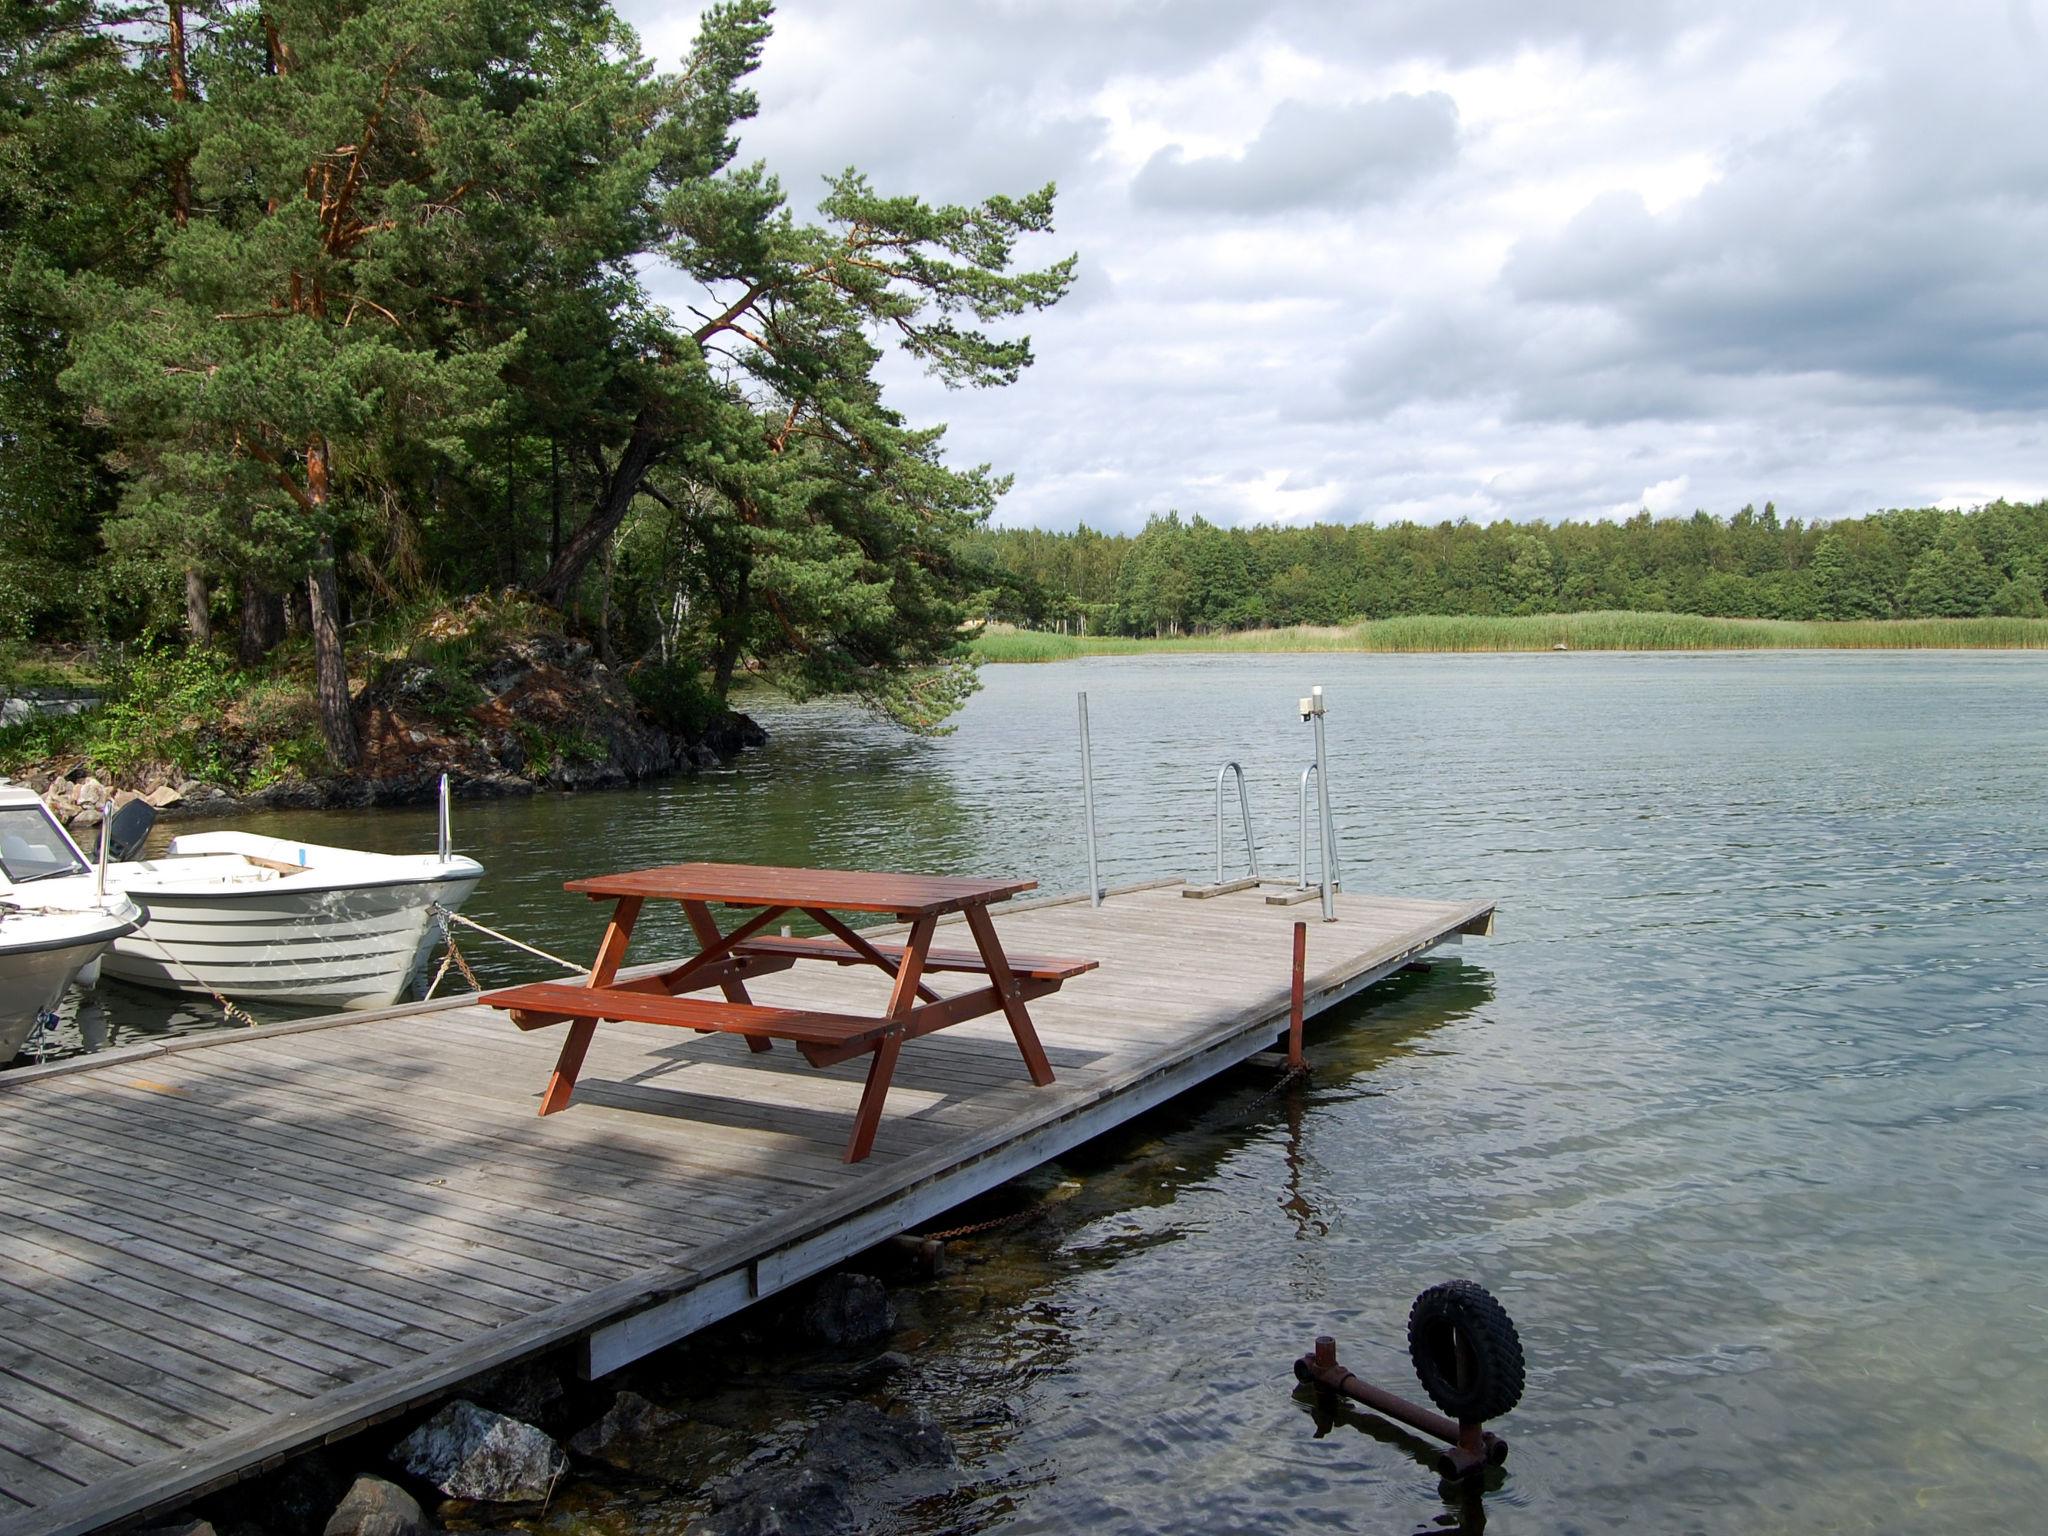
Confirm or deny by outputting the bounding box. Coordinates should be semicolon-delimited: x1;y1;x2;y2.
1406;1279;1525;1422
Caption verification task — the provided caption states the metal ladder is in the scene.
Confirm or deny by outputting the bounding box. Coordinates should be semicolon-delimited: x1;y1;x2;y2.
1213;761;1261;884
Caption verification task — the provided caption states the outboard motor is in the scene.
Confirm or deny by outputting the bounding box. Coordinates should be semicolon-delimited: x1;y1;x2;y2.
103;798;158;862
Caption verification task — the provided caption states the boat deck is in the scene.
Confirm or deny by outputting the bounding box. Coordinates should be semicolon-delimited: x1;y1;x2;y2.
0;881;1492;1534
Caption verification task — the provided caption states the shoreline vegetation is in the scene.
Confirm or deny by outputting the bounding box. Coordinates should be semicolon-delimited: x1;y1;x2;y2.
969;612;2048;661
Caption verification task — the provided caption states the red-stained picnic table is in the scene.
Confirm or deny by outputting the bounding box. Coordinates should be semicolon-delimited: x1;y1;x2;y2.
479;863;1098;1162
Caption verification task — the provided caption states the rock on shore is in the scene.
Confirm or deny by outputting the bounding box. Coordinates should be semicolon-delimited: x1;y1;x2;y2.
18;620;767;833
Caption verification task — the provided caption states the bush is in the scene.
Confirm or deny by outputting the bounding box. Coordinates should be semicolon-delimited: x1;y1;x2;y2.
626;661;723;737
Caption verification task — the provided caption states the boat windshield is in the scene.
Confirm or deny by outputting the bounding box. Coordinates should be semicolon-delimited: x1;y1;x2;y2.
0;805;90;883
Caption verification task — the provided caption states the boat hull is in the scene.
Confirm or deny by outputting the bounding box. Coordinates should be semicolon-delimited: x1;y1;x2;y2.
103;871;483;1009
0;917;134;1059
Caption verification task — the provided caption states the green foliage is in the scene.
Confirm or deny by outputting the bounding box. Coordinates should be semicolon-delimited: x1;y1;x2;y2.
0;643;243;780
625;660;723;738
966;501;2048;635
3;0;1067;748
970;612;2048;660
513;721;602;779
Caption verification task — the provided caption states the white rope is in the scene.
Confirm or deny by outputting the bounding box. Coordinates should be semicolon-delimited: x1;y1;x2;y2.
426;904;585;973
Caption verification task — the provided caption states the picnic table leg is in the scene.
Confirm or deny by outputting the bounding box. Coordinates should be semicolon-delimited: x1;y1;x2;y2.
541;895;641;1116
844;1027;903;1163
841;915;935;1162
963;903;1056;1086
682;899;772;1054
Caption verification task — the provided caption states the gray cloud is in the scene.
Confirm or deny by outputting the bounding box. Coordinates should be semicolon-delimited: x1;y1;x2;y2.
1132;94;1460;214
625;1;2048;532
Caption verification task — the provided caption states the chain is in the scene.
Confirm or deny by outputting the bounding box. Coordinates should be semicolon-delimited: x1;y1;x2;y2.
915;1207;1039;1242
423;919;484;1000
1226;1059;1313;1122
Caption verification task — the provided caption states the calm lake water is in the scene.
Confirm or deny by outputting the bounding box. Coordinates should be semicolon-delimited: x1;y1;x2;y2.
31;652;2048;1533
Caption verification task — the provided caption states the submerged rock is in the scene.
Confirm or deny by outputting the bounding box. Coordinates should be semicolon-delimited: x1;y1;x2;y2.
569;1389;739;1483
691;1467;856;1536
691;1404;956;1536
800;1402;954;1482
803;1273;897;1348
322;1475;431;1536
391;1400;566;1503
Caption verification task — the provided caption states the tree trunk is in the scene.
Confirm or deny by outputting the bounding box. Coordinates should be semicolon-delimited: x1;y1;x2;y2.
183;567;210;645
239;582;285;664
167;4;190;226
534;413;662;606
549;437;562;565
304;437;360;766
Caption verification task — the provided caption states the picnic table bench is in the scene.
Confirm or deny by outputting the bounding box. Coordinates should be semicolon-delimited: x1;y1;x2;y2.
480;863;1098;1161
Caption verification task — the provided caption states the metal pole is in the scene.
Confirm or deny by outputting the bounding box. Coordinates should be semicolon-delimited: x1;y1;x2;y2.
95;811;109;905
1309;686;1336;921
1077;693;1101;906
437;772;452;863
1298;764;1316;889
1288;920;1306;1068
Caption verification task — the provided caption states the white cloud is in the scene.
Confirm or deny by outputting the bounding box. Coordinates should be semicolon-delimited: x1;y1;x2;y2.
620;0;2048;532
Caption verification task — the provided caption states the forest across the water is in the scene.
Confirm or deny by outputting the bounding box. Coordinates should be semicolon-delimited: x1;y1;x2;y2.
963;500;2048;639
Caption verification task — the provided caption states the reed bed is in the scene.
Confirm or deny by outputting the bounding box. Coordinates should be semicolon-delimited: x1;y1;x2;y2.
970;612;2048;661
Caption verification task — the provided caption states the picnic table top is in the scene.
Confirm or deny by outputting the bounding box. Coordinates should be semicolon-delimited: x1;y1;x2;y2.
562;862;1038;916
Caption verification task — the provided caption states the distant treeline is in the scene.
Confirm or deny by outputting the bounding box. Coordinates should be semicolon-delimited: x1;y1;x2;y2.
961;501;2048;636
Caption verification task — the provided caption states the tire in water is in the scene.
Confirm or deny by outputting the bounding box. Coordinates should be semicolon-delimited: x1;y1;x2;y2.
1406;1279;1525;1422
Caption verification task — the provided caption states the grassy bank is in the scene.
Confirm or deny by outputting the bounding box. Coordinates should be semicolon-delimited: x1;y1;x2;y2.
970;612;2048;661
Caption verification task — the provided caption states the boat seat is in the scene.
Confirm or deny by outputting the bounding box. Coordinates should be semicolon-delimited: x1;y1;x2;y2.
731;933;1098;981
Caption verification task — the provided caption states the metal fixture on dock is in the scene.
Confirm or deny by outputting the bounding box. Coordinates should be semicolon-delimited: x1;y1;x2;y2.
1295;763;1342;896
1077;693;1102;906
1295;1280;1524;1483
436;772;453;863
1298;686;1338;922
1214;761;1261;885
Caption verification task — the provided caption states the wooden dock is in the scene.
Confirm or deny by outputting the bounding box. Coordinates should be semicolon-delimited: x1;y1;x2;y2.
0;880;1492;1534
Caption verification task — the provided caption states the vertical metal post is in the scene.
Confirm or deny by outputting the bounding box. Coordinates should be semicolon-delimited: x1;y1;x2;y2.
437;772;453;863
1301;685;1336;922
1077;693;1101;907
1288;920;1307;1067
95;811;109;905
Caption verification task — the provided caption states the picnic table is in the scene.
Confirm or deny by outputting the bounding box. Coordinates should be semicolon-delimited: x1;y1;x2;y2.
479;863;1098;1162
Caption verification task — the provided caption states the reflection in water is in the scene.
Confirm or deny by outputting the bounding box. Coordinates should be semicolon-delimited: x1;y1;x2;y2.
22;652;2048;1534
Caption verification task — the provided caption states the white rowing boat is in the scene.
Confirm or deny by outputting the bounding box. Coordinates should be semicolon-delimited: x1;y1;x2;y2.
0;780;484;1032
100;829;483;1008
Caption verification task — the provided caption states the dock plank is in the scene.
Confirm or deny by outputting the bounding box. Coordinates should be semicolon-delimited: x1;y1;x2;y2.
0;883;1491;1534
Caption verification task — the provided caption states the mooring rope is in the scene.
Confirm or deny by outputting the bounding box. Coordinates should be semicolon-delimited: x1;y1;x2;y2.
119;927;264;1030
427;903;585;974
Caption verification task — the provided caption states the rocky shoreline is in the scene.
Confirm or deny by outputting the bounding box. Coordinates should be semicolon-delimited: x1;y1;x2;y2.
18;627;770;833
145;1264;963;1536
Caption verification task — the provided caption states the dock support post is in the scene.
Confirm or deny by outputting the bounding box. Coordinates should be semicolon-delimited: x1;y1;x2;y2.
1288;921;1306;1068
1078;691;1102;906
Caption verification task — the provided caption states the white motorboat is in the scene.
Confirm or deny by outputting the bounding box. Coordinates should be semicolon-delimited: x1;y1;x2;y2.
0;789;139;1058
100;828;484;1008
0;779;484;1018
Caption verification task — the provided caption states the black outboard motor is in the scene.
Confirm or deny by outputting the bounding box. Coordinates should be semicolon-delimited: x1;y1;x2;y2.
103;798;158;862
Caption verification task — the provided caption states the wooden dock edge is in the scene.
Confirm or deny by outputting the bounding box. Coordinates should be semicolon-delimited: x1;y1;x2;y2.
13;885;1492;1536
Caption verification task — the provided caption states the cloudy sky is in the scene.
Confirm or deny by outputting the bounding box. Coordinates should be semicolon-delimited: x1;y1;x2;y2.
619;0;2048;534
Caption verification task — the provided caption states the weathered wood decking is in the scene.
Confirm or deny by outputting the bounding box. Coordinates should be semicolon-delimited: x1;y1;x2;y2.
0;881;1492;1534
